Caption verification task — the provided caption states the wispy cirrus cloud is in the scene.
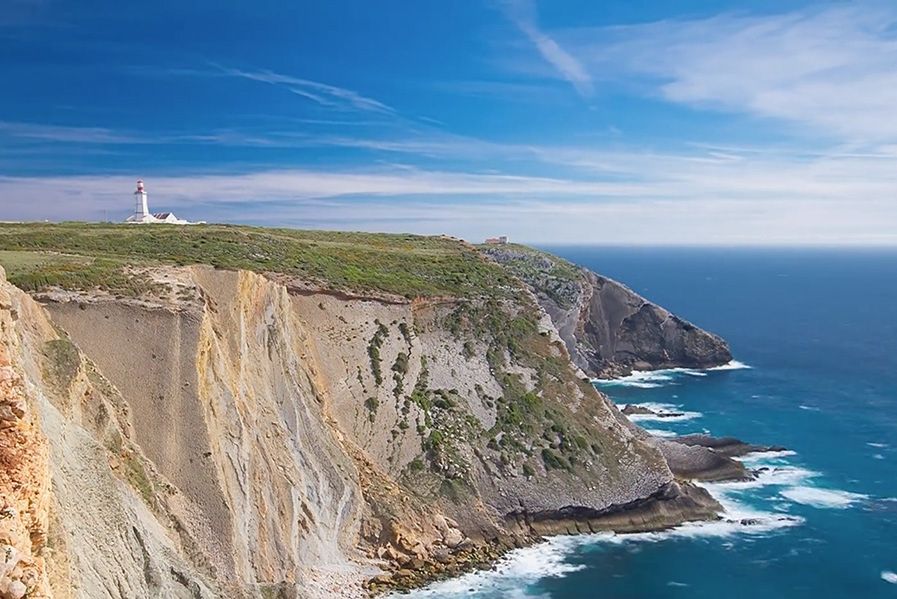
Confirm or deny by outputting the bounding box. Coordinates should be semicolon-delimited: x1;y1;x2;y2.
0;121;143;144
542;4;897;142
210;65;395;114
498;0;592;96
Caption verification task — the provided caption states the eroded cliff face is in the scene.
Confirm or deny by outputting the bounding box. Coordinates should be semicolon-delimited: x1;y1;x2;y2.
0;263;722;598
480;246;732;378
0;271;51;599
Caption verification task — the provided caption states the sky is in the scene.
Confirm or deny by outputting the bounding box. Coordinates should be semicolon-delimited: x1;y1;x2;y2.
1;0;896;245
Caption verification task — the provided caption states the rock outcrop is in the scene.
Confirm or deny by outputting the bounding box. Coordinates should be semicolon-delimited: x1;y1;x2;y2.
480;245;732;378
0;239;737;598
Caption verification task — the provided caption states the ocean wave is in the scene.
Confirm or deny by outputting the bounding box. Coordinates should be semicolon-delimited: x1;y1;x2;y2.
618;402;703;423
739;450;798;463
593;360;750;389
882;571;897;584
711;451;870;512
779;487;868;509
706;360;752;371
704;463;819;492
645;428;678;438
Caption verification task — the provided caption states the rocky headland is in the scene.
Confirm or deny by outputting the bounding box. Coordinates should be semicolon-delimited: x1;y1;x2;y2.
0;224;770;598
480;244;732;378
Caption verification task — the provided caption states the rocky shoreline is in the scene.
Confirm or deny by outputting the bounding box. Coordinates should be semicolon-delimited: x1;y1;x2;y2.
367;431;786;596
365;480;721;596
379;416;794;596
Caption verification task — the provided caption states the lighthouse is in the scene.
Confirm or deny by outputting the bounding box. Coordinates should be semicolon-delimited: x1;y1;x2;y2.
133;179;150;219
124;179;202;225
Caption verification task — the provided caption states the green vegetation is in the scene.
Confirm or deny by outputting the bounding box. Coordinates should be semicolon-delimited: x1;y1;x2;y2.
438;295;605;478
540;448;569;471
0;223;519;298
477;243;583;308
392;351;409;375
40;339;81;393
0;249;161;297
364;397;379;423
105;431;155;507
367;320;389;385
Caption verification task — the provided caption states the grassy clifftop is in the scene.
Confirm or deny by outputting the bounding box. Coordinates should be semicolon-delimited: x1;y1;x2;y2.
0;223;518;298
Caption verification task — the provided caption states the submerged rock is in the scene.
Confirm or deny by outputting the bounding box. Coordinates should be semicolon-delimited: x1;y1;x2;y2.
672;434;786;458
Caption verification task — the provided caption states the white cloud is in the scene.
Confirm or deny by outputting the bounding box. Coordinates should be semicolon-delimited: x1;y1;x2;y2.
500;0;593;96
2;145;896;245
555;4;897;142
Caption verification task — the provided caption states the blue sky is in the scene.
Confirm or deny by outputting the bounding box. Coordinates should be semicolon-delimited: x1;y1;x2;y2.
1;0;896;244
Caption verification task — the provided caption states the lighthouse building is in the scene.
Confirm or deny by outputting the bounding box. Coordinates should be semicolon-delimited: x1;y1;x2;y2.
125;180;200;225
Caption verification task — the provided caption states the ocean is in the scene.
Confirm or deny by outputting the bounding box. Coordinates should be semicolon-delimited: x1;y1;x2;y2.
402;247;897;599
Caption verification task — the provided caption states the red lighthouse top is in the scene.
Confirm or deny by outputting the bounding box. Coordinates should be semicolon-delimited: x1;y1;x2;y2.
136;179;145;193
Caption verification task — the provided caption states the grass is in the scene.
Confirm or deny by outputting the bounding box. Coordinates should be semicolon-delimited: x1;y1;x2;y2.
0;223;519;298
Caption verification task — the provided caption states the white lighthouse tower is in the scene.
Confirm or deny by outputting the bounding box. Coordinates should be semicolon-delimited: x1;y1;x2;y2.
134;179;149;219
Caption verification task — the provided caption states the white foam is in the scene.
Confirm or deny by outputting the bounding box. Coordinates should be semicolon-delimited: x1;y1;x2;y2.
867;442;889;449
645;428;678;438
594;370;675;388
739;450;798;463
708;467;817;492
779;487;868;508
594;367;704;388
882;571;897;584
618;402;703;423
706;360;752;371
593;360;751;389
798;405;821;412
398;536;584;598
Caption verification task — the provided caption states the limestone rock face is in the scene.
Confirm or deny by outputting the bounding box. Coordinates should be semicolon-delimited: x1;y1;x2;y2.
481;246;732;378
0;261;726;598
0;269;51;599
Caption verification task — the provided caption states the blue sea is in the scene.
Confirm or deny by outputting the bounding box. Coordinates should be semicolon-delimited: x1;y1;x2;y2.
404;247;897;599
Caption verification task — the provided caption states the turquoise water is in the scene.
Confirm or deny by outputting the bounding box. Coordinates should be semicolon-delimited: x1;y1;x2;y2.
404;247;897;599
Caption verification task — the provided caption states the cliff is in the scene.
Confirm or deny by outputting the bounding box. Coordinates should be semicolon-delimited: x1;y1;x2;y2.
0;225;733;598
480;245;732;378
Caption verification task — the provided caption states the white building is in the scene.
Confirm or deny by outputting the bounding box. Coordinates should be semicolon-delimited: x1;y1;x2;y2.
125;180;202;225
